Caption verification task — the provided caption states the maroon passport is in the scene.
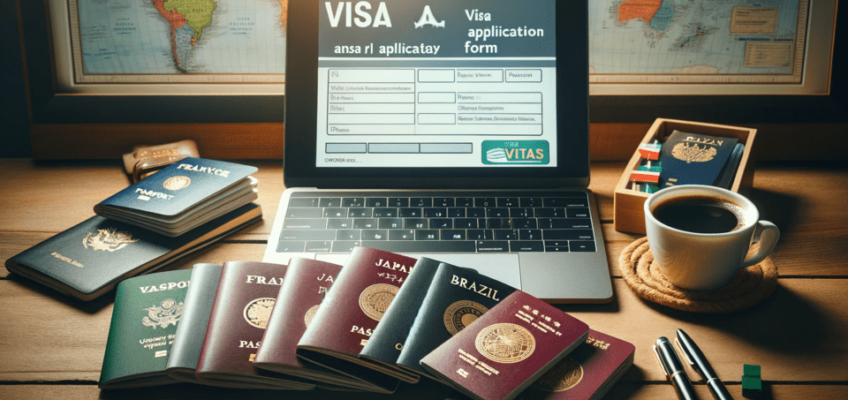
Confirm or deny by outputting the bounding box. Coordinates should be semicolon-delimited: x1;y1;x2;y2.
517;330;635;400
195;261;314;390
253;258;368;390
296;247;416;393
421;291;589;400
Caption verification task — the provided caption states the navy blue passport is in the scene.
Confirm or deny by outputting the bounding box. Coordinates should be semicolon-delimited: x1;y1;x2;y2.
95;158;258;236
96;158;257;217
659;131;738;188
5;204;261;301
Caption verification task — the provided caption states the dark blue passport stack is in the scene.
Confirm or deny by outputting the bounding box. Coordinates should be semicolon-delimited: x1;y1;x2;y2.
95;158;258;236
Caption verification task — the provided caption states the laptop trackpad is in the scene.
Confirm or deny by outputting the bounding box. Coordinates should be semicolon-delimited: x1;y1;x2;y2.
315;253;521;289
402;254;521;289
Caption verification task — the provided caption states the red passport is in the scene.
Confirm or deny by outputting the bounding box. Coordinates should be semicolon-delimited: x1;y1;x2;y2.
253;258;370;391
421;291;589;400
517;330;635;400
195;261;314;390
296;247;417;393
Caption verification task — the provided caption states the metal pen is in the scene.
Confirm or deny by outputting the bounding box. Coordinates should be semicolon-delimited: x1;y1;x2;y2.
654;336;698;400
676;329;733;400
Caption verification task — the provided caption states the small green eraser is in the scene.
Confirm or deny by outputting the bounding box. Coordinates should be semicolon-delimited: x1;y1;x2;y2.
741;376;763;397
744;364;761;377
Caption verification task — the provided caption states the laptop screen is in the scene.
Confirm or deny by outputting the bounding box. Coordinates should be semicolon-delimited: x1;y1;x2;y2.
284;0;588;188
317;1;557;169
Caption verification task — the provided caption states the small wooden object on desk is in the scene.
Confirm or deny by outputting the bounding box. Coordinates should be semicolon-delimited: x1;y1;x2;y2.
613;118;758;235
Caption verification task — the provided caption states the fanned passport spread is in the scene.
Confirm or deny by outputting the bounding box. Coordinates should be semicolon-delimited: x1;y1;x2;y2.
296;247;417;393
517;330;635;400
5;204;261;302
253;258;371;391
195;261;315;390
165;263;222;383
421;291;589;400
397;262;517;381
99;269;192;389
95;158;258;237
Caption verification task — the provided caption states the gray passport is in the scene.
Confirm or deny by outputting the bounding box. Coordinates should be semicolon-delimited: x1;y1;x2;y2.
165;263;223;382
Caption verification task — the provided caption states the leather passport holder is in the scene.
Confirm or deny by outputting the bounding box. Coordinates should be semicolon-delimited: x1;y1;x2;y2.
122;140;200;182
421;291;589;400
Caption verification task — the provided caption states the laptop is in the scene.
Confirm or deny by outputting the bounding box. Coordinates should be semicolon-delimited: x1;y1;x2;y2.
264;0;613;303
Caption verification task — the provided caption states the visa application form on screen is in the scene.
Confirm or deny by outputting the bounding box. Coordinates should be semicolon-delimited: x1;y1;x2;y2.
315;1;558;168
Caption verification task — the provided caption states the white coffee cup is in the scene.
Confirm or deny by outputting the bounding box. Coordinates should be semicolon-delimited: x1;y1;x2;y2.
644;185;780;291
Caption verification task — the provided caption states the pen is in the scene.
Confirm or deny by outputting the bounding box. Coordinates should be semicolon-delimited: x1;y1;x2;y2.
676;329;733;400
654;336;698;400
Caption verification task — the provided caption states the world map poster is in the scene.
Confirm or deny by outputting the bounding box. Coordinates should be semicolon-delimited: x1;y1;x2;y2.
590;0;810;84
69;0;288;83
67;0;810;86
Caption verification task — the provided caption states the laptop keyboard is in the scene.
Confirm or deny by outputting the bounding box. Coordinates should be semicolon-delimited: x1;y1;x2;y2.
276;191;597;253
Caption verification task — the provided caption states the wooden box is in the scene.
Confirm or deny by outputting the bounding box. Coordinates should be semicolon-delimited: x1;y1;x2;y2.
613;118;758;234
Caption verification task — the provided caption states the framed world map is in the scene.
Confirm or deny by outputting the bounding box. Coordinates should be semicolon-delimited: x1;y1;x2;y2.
48;0;836;96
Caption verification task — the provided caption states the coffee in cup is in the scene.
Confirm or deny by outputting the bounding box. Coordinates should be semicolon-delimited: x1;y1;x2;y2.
644;185;780;291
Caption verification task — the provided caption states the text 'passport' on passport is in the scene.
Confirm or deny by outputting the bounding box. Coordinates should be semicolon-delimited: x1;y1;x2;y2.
95;158;258;217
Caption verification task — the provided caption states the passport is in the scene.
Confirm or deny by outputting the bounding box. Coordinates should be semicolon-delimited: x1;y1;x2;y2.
296;247;417;393
397;262;517;381
253;258;371;391
359;257;443;383
421;291;589;400
99;269;192;389
658;131;738;188
516;330;635;400
195;261;315;390
95;158;258;236
165;263;222;383
5;203;261;302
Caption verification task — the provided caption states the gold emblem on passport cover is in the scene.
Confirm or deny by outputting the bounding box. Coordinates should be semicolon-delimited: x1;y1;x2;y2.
244;298;275;329
531;357;584;392
475;323;536;364
163;176;191;191
443;300;488;336
304;304;320;327
358;283;398;321
671;143;717;163
142;298;183;329
83;229;139;252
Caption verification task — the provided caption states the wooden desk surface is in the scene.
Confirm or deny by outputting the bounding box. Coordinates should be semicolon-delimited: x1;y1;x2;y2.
1;159;846;400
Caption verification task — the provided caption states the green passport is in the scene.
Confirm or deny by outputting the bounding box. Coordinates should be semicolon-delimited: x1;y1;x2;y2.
99;269;192;389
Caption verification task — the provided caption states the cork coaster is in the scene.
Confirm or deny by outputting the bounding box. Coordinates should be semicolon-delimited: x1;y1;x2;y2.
619;238;778;313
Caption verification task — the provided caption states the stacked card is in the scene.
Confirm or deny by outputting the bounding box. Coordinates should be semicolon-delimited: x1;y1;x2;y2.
95;158;258;237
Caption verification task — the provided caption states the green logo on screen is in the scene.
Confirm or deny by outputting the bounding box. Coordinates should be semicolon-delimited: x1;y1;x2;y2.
482;141;549;165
